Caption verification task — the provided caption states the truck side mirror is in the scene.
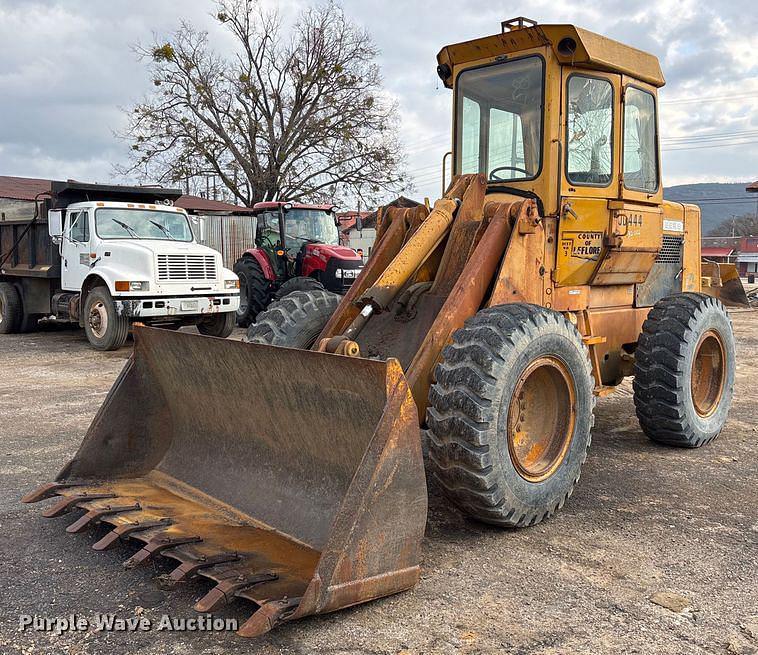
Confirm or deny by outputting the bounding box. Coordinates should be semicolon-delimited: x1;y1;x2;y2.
356;216;363;232
48;209;63;239
191;217;205;242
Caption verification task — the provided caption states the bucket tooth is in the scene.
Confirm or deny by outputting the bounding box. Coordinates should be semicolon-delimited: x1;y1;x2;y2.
92;518;172;551
168;552;240;582
41;493;116;518
123;533;203;568
22;482;82;504
66;503;141;533
194;572;278;612
237;597;302;638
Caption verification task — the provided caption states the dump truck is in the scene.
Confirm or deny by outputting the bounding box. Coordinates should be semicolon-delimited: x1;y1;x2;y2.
0;181;240;349
24;18;737;637
233;201;363;326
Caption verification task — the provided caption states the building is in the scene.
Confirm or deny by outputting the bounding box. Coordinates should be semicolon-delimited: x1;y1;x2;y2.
701;236;740;264
0;175;256;268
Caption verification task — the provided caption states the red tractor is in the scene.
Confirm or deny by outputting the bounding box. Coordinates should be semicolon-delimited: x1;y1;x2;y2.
233;201;364;326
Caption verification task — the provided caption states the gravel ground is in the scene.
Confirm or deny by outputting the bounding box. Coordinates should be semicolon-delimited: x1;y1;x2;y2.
0;314;756;655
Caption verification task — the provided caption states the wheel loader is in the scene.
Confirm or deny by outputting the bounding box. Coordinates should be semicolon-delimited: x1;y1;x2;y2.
24;18;737;638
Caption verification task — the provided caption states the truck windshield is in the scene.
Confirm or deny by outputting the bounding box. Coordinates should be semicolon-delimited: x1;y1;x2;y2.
284;209;338;247
95;208;193;242
455;55;544;182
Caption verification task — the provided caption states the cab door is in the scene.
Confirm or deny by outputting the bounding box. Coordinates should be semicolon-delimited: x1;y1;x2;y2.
554;69;621;287
61;209;91;291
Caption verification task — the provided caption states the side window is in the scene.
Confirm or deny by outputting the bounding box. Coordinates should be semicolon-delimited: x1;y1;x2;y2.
623;87;658;192
256;212;279;246
566;75;613;186
70;211;89;242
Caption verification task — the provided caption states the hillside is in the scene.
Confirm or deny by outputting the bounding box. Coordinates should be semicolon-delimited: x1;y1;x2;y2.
664;183;756;235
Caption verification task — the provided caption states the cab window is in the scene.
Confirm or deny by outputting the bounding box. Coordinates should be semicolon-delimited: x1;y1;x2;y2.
566;75;613;186
623;86;658;192
69;211;89;242
456;56;544;182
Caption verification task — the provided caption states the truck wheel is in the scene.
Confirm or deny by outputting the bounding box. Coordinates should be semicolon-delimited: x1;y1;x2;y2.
633;293;735;448
426;304;595;528
234;256;271;327
246;289;340;348
197;311;236;338
0;282;23;334
83;287;130;351
274;276;324;300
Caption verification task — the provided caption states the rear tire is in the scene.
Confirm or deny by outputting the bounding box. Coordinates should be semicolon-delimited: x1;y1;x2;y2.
246;289;340;348
633;293;735;448
426;304;595;527
83;286;129;351
234;255;272;327
197;311;236;338
0;282;23;334
274;276;325;300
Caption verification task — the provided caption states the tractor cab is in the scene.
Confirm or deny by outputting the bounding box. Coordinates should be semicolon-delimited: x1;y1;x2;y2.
234;201;363;326
436;18;701;295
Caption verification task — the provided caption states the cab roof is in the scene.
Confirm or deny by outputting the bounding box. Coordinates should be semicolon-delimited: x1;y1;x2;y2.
253;201;335;212
436;19;665;89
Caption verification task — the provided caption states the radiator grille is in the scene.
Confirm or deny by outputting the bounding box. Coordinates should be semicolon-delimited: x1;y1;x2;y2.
157;254;217;281
656;235;683;264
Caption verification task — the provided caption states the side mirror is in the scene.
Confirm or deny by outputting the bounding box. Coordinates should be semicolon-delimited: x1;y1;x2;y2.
355;216;363;232
191;217;206;242
48;209;63;238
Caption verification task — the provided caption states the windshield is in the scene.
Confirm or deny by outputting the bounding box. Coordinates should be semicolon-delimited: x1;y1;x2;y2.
95;208;193;242
455;56;544;182
283;209;338;247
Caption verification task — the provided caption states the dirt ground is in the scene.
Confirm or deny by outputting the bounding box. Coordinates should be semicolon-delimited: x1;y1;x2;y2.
0;313;756;655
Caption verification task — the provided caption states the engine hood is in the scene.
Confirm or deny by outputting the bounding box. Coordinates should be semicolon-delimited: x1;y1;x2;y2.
305;244;361;261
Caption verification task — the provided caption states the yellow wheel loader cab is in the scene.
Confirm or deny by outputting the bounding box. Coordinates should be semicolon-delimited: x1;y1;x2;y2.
25;17;738;636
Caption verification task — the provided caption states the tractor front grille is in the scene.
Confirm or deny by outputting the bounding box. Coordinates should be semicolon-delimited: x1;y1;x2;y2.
157;254;217;281
656;235;683;264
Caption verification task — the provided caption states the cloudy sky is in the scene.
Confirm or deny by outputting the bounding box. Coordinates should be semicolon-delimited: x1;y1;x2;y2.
1;0;756;205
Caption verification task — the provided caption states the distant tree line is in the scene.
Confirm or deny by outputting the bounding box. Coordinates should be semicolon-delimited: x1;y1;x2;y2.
707;212;758;237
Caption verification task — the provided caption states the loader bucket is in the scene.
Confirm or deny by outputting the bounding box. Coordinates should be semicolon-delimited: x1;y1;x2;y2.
23;326;426;637
701;261;750;307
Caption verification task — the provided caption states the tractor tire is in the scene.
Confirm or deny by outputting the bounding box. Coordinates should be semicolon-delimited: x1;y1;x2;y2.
83;286;130;351
0;282;23;334
246;289;340;349
426;304;595;528
274;276;325;300
234;255;271;327
197;311;236;338
633;293;735;448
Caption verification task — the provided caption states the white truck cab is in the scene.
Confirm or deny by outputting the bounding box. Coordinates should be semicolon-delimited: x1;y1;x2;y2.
49;199;240;349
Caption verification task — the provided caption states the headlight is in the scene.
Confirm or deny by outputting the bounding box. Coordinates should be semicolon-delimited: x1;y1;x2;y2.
224;279;240;289
115;281;149;292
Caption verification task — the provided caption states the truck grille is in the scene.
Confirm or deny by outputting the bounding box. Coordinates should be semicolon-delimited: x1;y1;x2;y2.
157;254;217;281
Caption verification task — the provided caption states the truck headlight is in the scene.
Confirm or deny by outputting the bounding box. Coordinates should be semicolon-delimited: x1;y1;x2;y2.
115;281;149;292
224;279;240;289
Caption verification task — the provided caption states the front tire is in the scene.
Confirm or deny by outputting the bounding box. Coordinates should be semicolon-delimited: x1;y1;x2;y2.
234;255;272;327
83;286;129;351
426;304;595;527
246;289;340;348
633;293;735;448
0;282;23;334
197;311;236;338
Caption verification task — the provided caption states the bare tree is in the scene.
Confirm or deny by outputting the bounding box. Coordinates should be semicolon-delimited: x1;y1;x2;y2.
118;0;408;206
707;212;758;237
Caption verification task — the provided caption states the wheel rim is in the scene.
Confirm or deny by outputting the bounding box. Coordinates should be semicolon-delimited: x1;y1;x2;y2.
237;274;248;316
507;356;576;483
691;329;726;418
89;301;109;339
